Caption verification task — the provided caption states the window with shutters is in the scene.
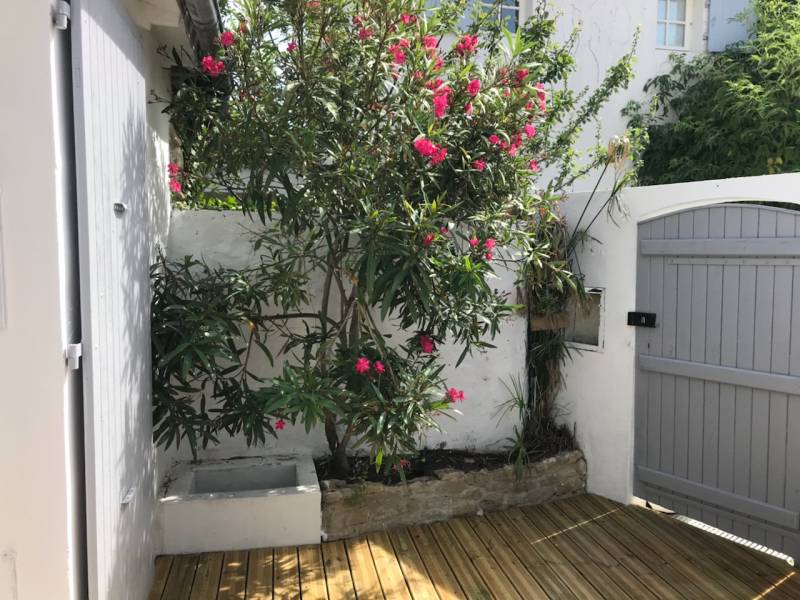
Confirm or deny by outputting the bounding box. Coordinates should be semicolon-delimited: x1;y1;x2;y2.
657;0;688;49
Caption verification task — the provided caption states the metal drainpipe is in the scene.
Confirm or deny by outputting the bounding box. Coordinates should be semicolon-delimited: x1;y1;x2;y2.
178;0;223;56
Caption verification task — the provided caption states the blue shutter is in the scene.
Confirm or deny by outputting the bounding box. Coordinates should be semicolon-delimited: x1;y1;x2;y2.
707;0;751;52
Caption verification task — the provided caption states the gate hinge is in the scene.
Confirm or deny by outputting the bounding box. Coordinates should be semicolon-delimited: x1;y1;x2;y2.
54;1;71;30
65;343;83;370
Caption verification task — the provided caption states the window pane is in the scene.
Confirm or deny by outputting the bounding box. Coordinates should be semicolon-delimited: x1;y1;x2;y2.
658;0;667;20
501;7;518;32
667;23;685;46
565;290;603;347
657;22;667;46
668;0;686;21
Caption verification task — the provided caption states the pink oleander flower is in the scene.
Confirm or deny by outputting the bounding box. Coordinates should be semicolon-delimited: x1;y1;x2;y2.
507;143;519;157
352;15;363;26
400;13;417;25
485;251;494;261
358;27;373;40
467;79;481;96
433;55;443;70
419;334;435;353
484;238;496;250
414;137;437;157
355;357;371;374
287;40;298;53
447;387;466;403
388;43;406;65
219;31;235;47
464;102;473;115
440;226;450;235
473;159;486;171
422;233;435;247
515;68;529;84
536;82;546;111
433;94;449;118
275;418;286;430
399;458;411;469
488;134;501;146
307;0;321;7
529;159;540;172
423;35;438;50
425;78;444;90
167;162;180;176
201;55;225;77
524;122;537;139
413;70;424;80
455;34;478;56
429;146;447;165
469;237;479;248
169;178;182;193
374;360;386;374
395;38;411;48
503;87;511;97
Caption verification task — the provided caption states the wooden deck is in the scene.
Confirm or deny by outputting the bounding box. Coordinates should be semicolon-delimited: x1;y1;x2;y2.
149;494;798;599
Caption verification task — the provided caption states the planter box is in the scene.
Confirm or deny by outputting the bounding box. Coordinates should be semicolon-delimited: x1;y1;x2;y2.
158;454;321;554
321;450;586;540
530;311;570;331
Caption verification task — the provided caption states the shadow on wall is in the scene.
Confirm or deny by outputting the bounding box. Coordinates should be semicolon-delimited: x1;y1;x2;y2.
84;16;171;596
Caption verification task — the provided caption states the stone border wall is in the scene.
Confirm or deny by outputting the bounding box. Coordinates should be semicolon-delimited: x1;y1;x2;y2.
321;450;586;540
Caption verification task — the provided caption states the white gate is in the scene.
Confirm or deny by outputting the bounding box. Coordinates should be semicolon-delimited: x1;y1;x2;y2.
71;1;157;597
635;203;800;561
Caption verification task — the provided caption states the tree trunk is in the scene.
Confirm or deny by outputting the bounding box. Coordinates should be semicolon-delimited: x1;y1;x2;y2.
324;412;350;478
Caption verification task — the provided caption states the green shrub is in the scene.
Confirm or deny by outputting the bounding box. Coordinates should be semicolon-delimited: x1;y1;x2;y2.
625;0;800;185
154;0;637;475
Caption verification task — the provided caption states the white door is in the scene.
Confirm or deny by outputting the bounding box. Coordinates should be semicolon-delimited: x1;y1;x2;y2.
71;1;157;597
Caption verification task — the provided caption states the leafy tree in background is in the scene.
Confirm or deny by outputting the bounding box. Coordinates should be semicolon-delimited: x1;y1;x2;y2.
625;0;800;185
154;0;637;476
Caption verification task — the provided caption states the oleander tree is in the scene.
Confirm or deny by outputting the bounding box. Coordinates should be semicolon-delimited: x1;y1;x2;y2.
153;0;637;476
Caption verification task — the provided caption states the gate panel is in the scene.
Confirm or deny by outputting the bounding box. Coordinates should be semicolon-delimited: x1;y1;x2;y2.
635;204;800;561
71;1;157;597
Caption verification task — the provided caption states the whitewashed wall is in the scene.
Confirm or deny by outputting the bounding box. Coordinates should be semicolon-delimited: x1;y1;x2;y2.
549;0;707;193
558;173;800;504
160;210;526;469
0;3;86;599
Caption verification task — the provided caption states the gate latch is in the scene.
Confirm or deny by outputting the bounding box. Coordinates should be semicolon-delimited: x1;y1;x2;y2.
628;312;657;328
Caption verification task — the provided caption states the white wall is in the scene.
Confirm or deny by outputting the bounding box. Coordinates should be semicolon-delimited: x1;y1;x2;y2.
161;210;526;470
0;2;84;599
545;0;707;193
558;173;800;503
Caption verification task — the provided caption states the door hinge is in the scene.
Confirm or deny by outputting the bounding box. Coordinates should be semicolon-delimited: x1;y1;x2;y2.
54;1;71;30
65;343;83;370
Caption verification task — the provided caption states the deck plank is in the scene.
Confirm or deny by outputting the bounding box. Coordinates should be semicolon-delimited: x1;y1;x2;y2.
344;536;384;600
620;500;800;599
161;554;199;600
522;504;634;599
322;541;355;599
447;517;523;599
570;495;709;599
387;528;440;599
407;525;466;600
189;552;224;600
465;515;549;599
484;510;580;599
148;555;174;600
245;549;273;600
367;531;412;600
428;522;493;599
273;547;300;600
149;495;800;600
555;497;682;599
218;551;248;600
299;544;328;600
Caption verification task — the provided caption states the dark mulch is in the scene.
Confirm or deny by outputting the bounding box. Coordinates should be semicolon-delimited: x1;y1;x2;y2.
315;440;573;487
